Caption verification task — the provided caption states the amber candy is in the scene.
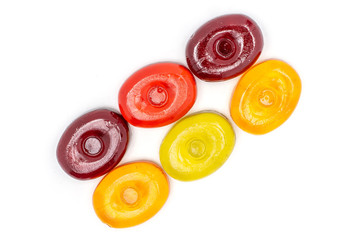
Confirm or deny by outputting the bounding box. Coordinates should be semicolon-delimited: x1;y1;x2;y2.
230;60;301;134
93;161;169;228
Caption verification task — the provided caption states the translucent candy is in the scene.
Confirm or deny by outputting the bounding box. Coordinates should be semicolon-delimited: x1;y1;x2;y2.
93;161;169;228
57;109;129;179
186;14;263;81
230;59;301;134
160;112;235;181
118;63;197;127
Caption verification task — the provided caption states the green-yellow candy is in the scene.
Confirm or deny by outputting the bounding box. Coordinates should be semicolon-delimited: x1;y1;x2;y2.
160;111;235;181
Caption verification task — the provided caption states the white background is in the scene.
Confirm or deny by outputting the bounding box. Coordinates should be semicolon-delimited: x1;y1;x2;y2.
1;0;359;239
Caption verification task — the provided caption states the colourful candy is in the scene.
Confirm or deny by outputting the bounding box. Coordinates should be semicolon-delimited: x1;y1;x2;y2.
56;109;129;180
93;161;169;228
230;59;301;134
118;63;197;127
160;111;235;181
186;14;263;81
56;13;303;228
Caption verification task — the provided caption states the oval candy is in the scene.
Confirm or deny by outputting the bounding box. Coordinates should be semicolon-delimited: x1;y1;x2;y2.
118;63;197;128
186;14;263;81
160;111;235;181
56;109;129;180
93;161;169;228
230;59;301;134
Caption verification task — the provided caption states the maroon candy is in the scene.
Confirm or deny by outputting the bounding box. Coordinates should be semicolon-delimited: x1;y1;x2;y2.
186;14;263;81
56;109;129;180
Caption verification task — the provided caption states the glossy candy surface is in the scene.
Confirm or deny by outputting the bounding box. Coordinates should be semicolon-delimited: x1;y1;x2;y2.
160;112;235;181
118;63;197;127
186;14;263;81
57;109;129;180
93;161;169;228
230;59;301;134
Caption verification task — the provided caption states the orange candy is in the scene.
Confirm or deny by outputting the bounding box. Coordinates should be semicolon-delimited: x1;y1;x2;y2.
93;161;169;228
230;59;301;134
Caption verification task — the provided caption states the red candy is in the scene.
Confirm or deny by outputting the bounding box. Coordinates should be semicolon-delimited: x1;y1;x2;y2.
118;63;197;127
186;14;263;81
56;109;129;180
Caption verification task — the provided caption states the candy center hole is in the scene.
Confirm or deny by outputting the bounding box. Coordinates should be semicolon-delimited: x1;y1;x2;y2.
259;89;276;106
188;139;206;159
122;187;139;205
215;38;236;59
83;137;103;156
147;85;168;107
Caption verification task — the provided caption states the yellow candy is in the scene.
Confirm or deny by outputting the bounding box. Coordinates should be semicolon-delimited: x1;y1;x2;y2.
230;59;301;134
160;111;235;181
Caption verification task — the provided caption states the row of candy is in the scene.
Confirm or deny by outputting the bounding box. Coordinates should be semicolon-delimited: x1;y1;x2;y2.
57;14;301;228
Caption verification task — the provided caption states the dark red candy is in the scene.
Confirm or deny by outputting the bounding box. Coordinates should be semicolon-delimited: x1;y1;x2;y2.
56;109;129;180
186;14;263;81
